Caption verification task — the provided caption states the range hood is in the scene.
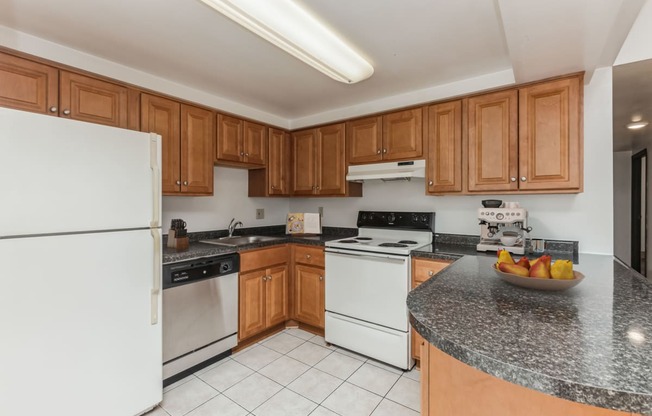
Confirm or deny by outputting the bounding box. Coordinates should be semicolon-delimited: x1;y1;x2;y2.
346;160;426;182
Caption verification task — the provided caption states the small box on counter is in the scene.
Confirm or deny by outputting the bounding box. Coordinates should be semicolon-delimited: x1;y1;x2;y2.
286;213;322;235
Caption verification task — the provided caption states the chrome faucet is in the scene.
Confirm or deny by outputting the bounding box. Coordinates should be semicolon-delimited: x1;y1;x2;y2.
228;218;243;237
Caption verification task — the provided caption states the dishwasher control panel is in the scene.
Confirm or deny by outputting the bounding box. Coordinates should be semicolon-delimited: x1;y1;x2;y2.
163;253;239;289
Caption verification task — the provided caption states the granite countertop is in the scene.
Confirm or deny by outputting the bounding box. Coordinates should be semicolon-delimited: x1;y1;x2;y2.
407;254;652;414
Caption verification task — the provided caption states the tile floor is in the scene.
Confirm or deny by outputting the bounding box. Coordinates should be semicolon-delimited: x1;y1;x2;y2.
148;328;420;416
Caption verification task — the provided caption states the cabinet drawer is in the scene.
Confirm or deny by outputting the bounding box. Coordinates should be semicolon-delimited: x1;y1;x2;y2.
294;245;325;267
240;245;289;272
412;258;452;287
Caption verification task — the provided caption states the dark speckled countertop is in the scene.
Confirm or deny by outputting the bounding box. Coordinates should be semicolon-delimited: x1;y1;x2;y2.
407;254;652;414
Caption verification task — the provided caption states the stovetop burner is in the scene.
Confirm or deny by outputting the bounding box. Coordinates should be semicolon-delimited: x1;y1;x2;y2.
355;237;373;241
378;242;408;248
339;239;359;244
397;240;417;244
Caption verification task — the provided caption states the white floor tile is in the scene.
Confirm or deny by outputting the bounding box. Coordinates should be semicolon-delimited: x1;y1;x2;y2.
161;377;218;416
144;406;170;416
262;332;306;354
186;394;248;416
321;382;382;416
314;351;364;380
287;368;343;404
259;355;311;386
365;358;405;375
231;342;259;358
347;363;401;396
285;328;315;340
287;341;334;366
308;335;336;349
163;374;197;394
197;359;254;392
334;347;369;362
402;366;420;382
309;406;339;416
252;388;317;416
386;377;420;412
371;399;419;416
233;345;283;371
223;373;283;412
194;357;231;376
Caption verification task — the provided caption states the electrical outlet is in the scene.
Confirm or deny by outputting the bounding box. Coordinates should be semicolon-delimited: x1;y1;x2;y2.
256;208;264;219
318;206;324;216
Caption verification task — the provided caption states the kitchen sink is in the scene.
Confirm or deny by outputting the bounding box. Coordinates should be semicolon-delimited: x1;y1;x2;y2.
200;235;285;247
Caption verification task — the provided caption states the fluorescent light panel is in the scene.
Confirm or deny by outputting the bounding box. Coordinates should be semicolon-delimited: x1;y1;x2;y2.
627;121;649;130
198;0;374;83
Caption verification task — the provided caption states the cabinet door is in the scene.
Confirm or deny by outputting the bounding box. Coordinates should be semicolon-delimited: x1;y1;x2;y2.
266;265;289;327
239;269;267;340
347;116;382;164
216;114;243;163
292;129;317;195
317;123;346;195
0;51;58;116
59;71;129;128
427;100;462;194
382;108;423;160
141;94;181;194
268;128;291;195
467;90;518;192
181;104;214;195
294;264;325;328
244;121;267;166
519;76;582;191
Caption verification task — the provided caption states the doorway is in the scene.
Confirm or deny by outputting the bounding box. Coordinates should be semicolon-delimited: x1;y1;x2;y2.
631;149;647;275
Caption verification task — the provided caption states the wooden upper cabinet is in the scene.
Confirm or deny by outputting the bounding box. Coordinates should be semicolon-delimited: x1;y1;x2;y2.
243;121;266;166
268;128;291;195
59;71;131;128
467;89;519;192
141;94;181;194
317;123;346;195
519;76;582;191
382;108;424;160
292;129;318;196
347;116;382;164
181;104;214;195
427;100;462;194
216;114;243;163
0;51;58;116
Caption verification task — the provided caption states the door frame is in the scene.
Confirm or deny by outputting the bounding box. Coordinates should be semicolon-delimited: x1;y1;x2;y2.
631;149;647;274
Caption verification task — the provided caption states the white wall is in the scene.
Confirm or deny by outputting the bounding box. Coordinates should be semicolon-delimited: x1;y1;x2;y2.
290;68;615;255
615;0;652;66
613;151;632;263
162;167;290;233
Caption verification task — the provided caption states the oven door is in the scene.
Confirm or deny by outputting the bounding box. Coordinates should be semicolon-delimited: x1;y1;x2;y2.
325;248;410;331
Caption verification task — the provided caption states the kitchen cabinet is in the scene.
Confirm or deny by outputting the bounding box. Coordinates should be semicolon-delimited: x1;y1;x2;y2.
239;245;289;341
292;123;362;196
141;93;214;195
467;75;582;193
216;114;266;167
411;258;451;361
248;128;292;197
0;51;58;116
347;109;424;164
292;245;325;329
427;100;463;194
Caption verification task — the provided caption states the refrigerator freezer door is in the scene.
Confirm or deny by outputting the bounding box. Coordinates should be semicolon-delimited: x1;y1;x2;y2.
0;230;162;416
0;108;161;237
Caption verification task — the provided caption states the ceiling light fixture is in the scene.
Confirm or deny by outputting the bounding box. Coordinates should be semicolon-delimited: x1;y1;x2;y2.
197;0;374;84
627;121;649;130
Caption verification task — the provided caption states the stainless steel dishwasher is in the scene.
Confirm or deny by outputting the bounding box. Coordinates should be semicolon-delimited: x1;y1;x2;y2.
162;253;239;385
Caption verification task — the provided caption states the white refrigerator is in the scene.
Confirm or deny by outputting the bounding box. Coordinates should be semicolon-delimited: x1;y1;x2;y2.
0;108;163;416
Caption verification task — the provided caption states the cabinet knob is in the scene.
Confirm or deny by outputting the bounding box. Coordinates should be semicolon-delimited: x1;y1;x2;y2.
316;186;320;190
428;180;433;186
382;148;387;154
306;254;311;259
520;176;526;182
262;276;267;281
183;181;188;186
245;153;249;156
240;152;244;156
176;180;181;185
428;270;435;276
510;177;516;182
267;275;272;281
376;149;381;154
319;275;324;281
62;109;71;115
271;186;276;190
49;106;58;113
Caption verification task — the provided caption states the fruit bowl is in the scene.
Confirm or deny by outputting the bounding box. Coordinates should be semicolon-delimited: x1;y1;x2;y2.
492;264;585;291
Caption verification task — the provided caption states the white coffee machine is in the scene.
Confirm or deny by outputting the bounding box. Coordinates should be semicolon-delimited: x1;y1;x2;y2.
477;200;532;255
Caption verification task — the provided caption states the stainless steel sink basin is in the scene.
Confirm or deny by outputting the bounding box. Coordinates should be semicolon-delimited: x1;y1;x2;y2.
200;235;284;247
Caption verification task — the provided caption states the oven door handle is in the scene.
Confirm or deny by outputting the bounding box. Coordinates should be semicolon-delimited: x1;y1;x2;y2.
325;250;407;264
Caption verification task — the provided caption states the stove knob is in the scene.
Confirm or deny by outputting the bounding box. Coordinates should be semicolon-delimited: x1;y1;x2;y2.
421;215;428;223
388;213;395;223
496;213;504;220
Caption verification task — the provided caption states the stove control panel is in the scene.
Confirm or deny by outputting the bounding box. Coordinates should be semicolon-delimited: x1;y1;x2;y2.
357;211;435;232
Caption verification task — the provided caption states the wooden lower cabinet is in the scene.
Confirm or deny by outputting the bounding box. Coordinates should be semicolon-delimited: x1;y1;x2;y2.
420;343;636;416
239;246;289;341
411;258;452;361
292;245;325;329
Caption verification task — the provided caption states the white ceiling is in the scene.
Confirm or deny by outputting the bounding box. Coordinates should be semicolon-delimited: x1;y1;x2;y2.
0;0;647;128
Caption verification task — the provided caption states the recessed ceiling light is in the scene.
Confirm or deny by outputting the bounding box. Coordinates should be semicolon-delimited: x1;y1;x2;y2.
198;0;374;84
627;121;649;130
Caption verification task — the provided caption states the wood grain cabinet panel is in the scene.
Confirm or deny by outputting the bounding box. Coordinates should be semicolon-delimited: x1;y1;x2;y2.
243;121;267;166
294;264;325;328
347;116;383;164
427;100;462;194
266;265;289;327
382;108;424;160
316;123;346;196
292;129;318;195
239;269;267;340
181;104;214;195
0;51;58;116
248;128;292;197
216;114;243;163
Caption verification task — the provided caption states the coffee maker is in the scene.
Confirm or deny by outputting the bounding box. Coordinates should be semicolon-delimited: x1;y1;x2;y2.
477;200;532;255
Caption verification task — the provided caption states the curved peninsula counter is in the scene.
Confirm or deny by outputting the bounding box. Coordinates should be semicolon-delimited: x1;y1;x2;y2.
407;254;652;416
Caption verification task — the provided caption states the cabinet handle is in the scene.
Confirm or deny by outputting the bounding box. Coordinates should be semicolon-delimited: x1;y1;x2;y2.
316;186;320;190
382;148;387;154
271;186;276;190
49;106;58;113
62;109;71;115
262;276;267;281
183;181;188;186
510;177;516;182
428;270;435;276
319;275;324;281
306;254;311;259
267;275;272;281
376;149;381;154
176;180;181;185
520;176;526;182
240;152;244;156
245;153;249;156
428;180;433;186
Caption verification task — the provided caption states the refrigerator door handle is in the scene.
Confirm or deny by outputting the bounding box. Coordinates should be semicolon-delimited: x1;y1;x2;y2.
151;228;161;325
149;134;161;228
